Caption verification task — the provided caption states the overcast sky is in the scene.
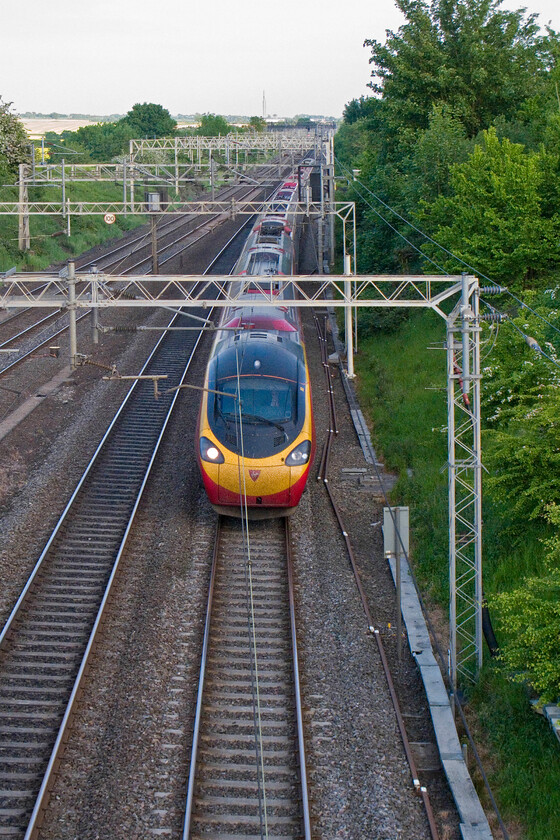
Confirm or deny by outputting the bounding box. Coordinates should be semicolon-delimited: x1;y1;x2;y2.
2;0;558;118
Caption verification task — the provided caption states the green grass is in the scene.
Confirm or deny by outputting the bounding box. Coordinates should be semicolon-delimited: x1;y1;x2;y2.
354;308;560;840
355;309;450;600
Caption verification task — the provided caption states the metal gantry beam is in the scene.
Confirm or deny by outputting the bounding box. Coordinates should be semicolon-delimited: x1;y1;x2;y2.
129;131;332;162
0;199;349;216
0;272;467;312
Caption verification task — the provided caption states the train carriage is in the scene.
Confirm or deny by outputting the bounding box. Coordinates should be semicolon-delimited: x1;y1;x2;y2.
196;170;315;518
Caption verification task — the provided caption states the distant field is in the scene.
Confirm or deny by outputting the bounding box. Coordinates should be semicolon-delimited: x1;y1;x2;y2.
22;118;97;137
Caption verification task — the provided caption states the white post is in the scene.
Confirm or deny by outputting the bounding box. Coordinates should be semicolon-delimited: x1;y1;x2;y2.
68;261;78;369
18;164;30;251
91;266;99;345
344;253;355;378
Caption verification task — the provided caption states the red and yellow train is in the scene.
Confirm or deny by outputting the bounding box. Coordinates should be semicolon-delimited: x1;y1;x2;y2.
196;174;315;518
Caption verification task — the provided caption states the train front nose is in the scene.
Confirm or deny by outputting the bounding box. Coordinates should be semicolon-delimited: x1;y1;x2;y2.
217;464;293;507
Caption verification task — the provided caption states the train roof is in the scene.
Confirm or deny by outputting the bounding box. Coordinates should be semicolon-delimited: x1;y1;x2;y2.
212;331;304;382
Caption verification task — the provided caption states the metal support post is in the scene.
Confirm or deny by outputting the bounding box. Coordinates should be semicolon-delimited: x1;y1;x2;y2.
61;158;66;222
91;266;99;344
68;261;78;369
328;165;335;266
123;162;127;217
383;507;410;661
151;216;159;275
210;153;215;201
344;253;355;378
174;139;179;195
18;164;30;251
447;276;483;690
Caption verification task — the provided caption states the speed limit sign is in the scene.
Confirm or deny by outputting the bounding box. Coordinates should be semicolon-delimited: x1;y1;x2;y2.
104;213;116;225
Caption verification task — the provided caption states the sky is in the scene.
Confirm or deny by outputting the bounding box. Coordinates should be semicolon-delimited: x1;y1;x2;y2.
2;0;559;119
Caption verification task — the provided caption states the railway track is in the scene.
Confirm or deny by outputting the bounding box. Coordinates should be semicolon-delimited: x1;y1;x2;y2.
0;299;210;839
184;516;311;840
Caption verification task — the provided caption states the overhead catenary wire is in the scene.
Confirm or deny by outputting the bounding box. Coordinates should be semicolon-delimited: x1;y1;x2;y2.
480;298;560;372
234;343;270;838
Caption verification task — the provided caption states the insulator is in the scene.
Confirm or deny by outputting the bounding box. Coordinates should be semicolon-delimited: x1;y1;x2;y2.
114;326;137;333
118;291;137;300
525;335;541;352
480;312;507;323
479;285;507;295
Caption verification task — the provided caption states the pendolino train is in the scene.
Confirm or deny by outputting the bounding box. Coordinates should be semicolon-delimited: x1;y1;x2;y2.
196;172;315;518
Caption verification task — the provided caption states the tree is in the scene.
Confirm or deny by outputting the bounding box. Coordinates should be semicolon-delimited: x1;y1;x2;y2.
0;97;29;179
122;102;176;138
75;121;135;161
492;504;560;702
248;116;266;132
410;105;471;201
365;0;549;137
419;129;560;288
342;96;378;125
196;114;230;137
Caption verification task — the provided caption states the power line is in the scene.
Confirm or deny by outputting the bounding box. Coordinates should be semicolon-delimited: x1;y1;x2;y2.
480;298;560;372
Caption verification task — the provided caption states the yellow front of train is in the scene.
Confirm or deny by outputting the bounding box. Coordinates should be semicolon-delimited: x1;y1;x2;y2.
197;333;315;518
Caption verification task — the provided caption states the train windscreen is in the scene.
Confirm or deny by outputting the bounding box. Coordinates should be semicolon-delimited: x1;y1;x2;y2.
218;377;296;424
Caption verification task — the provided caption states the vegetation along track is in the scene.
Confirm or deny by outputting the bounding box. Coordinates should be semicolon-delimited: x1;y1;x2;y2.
184;516;311;840
0;296;210;838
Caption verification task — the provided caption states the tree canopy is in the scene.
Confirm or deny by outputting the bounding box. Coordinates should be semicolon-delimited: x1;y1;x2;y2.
0;97;29;179
122;102;177;138
196;114;230;137
365;0;551;137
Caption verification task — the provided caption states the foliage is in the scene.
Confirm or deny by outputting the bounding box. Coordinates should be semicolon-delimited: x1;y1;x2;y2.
365;0;549;138
342;96;378;125
419;129;560;288
491;505;560;702
484;388;560;523
248;116;266;132
410;105;471;202
196;114;230;136
472;666;560;840
122;102;176;138
43;130;92;164
73;121;135;162
40;103;176;164
0;96;29;178
480;293;560;426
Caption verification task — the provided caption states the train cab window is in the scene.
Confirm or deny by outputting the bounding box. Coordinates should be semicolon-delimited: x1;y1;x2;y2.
218;377;296;425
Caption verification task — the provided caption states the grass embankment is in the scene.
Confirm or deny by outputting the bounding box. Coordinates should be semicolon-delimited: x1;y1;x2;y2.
0;181;146;271
354;309;560;840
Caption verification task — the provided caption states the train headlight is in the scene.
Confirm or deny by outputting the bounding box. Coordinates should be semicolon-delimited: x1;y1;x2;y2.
285;440;311;466
200;437;225;464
